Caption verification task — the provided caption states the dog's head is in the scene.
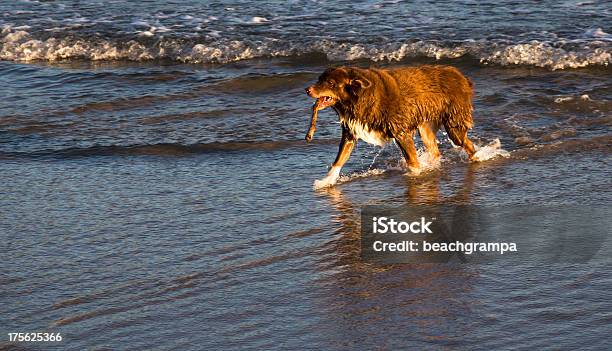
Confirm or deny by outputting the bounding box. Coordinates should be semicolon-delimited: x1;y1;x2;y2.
305;67;371;109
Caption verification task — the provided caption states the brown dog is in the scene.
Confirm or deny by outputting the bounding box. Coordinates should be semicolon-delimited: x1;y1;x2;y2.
305;65;476;188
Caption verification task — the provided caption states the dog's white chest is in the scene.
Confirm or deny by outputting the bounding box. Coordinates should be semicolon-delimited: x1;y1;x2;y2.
342;118;388;146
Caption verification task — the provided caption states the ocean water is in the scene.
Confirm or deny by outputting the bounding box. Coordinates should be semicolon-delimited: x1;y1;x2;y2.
1;1;611;350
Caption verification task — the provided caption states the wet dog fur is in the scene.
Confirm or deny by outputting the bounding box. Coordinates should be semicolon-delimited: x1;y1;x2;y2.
305;65;476;188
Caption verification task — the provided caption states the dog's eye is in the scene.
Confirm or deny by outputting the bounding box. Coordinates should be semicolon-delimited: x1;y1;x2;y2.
327;80;335;87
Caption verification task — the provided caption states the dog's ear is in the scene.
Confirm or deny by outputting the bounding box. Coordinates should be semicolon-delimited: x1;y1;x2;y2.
348;69;371;93
350;78;371;90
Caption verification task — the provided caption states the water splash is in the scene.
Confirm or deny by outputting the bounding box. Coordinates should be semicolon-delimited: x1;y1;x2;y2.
335;168;387;185
416;148;442;172
368;144;386;170
472;138;511;161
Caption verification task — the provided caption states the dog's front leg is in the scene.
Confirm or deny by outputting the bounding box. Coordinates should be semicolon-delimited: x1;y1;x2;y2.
314;127;356;190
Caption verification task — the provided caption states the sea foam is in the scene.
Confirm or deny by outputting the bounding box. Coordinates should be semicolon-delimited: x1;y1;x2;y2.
1;26;609;69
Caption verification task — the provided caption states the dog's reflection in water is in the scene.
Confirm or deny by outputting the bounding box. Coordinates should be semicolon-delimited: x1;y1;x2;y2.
320;165;476;264
312;167;479;338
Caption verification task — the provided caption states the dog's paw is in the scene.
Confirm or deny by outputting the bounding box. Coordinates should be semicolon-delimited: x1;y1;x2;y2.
313;167;341;190
407;165;421;175
313;176;337;190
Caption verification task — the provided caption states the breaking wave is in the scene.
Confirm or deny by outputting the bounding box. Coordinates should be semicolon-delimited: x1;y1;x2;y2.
1;26;610;70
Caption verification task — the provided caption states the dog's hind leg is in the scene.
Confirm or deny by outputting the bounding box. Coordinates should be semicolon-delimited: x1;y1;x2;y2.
418;122;440;160
444;124;476;159
394;130;420;174
314;127;356;189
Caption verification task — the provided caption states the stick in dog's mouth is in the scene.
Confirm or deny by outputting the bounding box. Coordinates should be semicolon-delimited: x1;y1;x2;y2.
305;96;335;142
